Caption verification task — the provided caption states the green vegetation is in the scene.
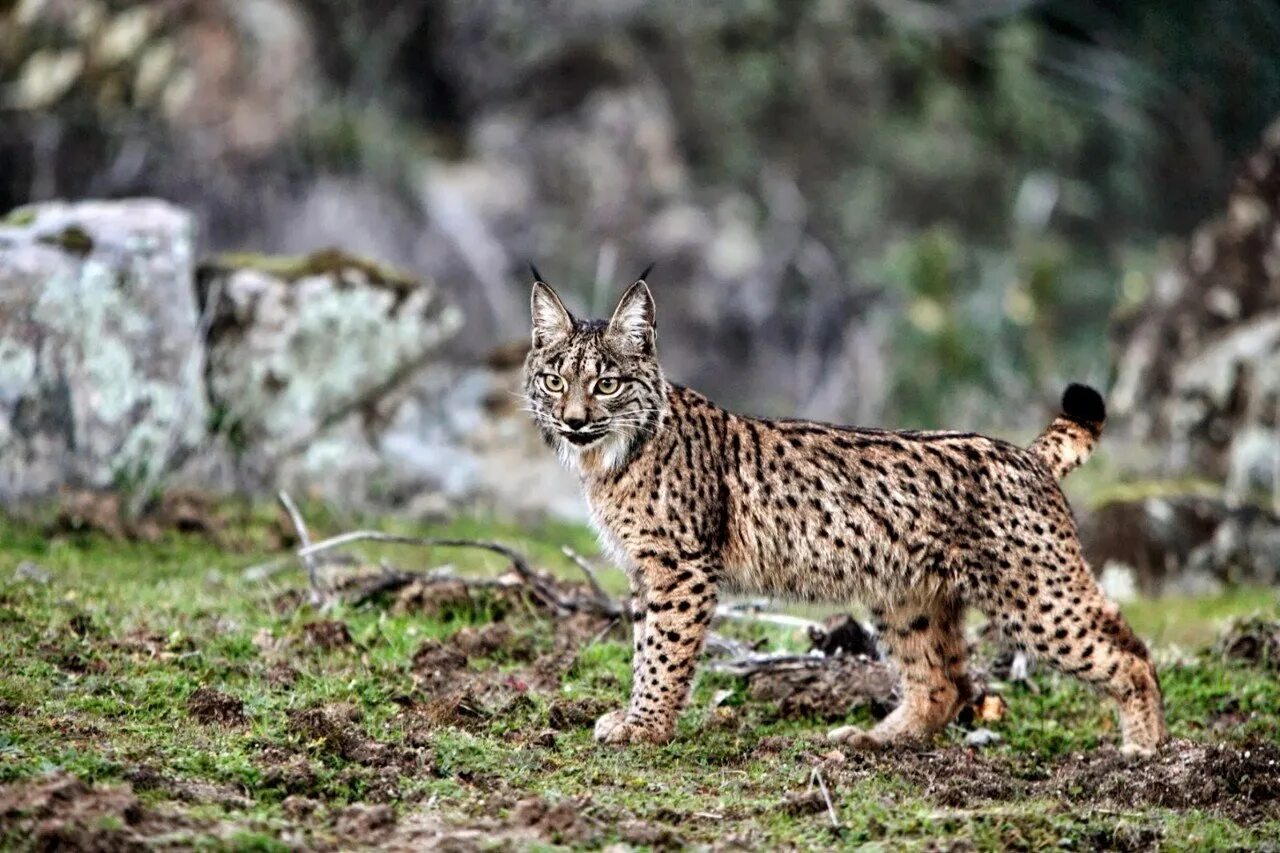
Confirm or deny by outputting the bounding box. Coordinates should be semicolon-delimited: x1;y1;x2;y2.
200;249;422;294
0;207;36;227
1;510;1277;849
35;225;94;255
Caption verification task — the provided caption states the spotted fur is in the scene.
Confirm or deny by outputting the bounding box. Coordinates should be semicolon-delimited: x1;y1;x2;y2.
523;274;1167;754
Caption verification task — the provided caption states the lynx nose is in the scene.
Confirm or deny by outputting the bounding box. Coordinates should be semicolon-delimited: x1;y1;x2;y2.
564;414;589;430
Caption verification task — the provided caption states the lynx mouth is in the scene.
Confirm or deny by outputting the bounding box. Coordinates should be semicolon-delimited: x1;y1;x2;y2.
561;430;607;446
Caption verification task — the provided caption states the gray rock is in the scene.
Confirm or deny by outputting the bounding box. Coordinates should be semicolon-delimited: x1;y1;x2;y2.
197;251;464;501
965;728;1002;748
14;561;50;584
0;199;206;505
377;355;586;521
1112;120;1280;490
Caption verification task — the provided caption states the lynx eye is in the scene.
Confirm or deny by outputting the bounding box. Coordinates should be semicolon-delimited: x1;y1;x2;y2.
541;374;566;393
594;377;621;396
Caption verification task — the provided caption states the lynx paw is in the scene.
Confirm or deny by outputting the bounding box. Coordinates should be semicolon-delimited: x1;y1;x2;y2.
593;710;672;745
826;725;887;751
1119;742;1157;760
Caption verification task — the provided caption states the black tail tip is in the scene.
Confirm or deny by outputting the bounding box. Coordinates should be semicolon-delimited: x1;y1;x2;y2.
1062;383;1106;424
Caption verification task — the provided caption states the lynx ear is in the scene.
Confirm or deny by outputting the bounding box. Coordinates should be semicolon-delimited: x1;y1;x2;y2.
606;275;656;355
530;274;574;349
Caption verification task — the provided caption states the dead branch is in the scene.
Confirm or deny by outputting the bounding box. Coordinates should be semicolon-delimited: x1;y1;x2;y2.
293;530;574;614
277;491;323;605
705;651;837;677
561;545;621;616
714;603;823;633
809;768;841;829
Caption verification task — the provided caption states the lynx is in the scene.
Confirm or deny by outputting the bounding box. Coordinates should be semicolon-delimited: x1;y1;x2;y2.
522;269;1167;755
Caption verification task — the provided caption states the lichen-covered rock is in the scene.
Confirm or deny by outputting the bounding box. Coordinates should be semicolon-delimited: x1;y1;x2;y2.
374;344;585;520
197;251;464;500
0;199;205;504
1112;118;1280;492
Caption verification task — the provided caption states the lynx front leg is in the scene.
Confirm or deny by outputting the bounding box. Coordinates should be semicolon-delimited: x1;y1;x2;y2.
595;555;718;745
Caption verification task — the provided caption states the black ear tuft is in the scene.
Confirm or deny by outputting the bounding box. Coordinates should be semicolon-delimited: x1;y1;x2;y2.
529;262;545;283
1062;383;1106;424
637;262;655;282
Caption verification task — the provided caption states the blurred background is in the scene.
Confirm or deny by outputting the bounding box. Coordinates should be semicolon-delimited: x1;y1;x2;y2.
3;0;1280;594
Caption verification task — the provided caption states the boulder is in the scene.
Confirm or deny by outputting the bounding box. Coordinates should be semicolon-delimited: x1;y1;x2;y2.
1112;118;1280;492
196;250;463;501
374;343;586;521
0;199;205;504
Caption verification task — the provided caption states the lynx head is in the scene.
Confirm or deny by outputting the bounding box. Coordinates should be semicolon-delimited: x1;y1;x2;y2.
523;266;667;470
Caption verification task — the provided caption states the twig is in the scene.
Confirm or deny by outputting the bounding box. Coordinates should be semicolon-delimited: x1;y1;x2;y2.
810;768;841;829
294;530;572;615
277;491;323;605
705;651;830;676
715;603;823;632
703;631;756;659
346;566;517;607
561;545;620;615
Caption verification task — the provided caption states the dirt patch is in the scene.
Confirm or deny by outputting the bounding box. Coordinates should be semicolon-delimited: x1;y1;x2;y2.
392;577;477;618
335;803;396;842
547;697;611;731
111;627;195;659
834;737;1280;823
0;772;178;851
747;657;898;721
288;703;386;764
282;794;322;819
39;642;108;675
284;703;431;777
838;745;1025;807
449;623;532;660
257;746;322;796
1047;738;1280;821
411;639;470;691
124;767;252;809
301;619;354;650
416;689;494;731
551;611;617;650
265;662;299;687
375;792;599;848
51;488;232;543
186;687;247;726
410;620;556;697
510;796;597;845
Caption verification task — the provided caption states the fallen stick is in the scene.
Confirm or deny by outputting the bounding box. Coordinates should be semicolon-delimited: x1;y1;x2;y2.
277;491;323;605
810;768;841;829
561;545;621;616
705;650;831;676
291;530;574;615
714;605;823;633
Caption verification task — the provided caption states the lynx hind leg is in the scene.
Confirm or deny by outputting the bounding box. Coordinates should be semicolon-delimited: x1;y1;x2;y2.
830;597;971;749
987;559;1167;755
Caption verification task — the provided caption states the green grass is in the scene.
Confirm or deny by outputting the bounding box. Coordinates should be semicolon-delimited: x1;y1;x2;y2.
1;509;1277;850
